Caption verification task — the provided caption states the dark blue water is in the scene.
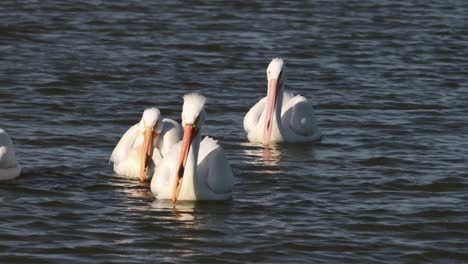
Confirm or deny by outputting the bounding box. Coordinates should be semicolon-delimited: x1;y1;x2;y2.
1;1;468;263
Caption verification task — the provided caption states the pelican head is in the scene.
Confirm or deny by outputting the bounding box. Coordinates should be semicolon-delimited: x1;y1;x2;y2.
264;58;286;146
139;108;162;182
140;108;162;133
181;93;207;128
173;93;207;204
266;58;286;89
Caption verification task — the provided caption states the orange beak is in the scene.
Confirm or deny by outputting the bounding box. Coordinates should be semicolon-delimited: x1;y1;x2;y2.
172;124;195;204
263;78;279;146
139;127;157;182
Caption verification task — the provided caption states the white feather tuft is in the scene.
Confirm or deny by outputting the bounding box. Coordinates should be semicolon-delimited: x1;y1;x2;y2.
140;108;161;129
267;57;285;80
182;93;207;125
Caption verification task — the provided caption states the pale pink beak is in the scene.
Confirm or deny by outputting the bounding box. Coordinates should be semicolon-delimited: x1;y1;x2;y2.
172;124;195;204
263;78;279;146
139;127;157;182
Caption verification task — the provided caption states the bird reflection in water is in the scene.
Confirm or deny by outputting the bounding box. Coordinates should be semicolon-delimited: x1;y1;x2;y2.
151;200;196;221
114;172;232;223
261;146;282;166
113;176;153;199
150;199;233;226
241;143;283;169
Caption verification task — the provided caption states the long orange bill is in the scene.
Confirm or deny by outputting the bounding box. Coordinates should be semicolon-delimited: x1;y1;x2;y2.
139;128;156;182
263;78;279;146
172;124;195;204
172;125;195;204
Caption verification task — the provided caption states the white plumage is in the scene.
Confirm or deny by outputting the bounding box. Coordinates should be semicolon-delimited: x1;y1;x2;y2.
110;108;181;181
0;129;22;180
182;93;207;125
151;93;234;203
244;58;321;145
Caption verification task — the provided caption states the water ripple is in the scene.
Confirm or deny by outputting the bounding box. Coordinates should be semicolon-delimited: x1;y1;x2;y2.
1;0;468;263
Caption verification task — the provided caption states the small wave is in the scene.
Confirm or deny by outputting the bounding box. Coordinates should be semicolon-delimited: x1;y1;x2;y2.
359;156;418;167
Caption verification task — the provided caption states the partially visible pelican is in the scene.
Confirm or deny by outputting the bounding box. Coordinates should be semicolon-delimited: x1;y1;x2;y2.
111;108;181;182
0;129;22;180
151;93;234;204
244;58;321;146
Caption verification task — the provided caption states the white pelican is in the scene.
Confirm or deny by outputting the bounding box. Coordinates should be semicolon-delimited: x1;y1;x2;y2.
110;108;181;182
151;93;234;204
244;58;321;146
0;129;22;180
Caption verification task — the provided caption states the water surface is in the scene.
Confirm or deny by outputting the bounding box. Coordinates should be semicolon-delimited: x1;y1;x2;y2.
1;1;468;263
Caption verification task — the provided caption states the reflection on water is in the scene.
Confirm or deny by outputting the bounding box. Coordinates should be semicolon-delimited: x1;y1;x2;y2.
151;200;195;222
241;142;283;168
150;199;233;234
261;146;282;166
113;172;234;226
112;175;153;199
2;0;467;262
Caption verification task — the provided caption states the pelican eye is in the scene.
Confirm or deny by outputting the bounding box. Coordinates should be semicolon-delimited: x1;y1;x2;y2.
193;116;200;129
153;120;159;129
